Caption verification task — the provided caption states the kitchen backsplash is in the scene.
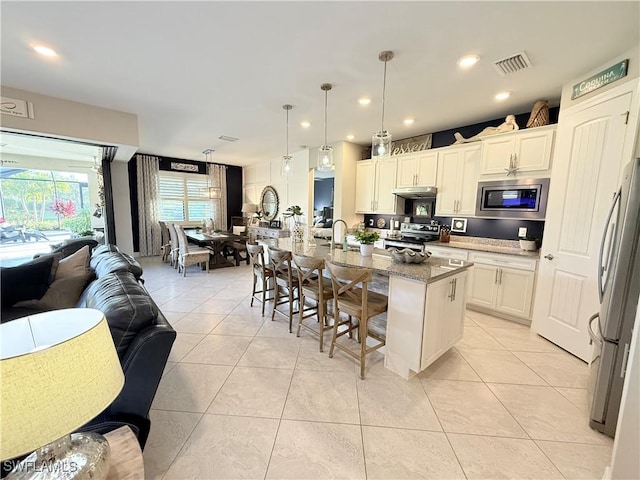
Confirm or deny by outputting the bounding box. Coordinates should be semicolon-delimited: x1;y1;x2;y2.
362;213;545;241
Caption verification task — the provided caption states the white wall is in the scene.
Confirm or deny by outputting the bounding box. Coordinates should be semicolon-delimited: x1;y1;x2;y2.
0;86;139;161
607;292;640;479
110;161;134;255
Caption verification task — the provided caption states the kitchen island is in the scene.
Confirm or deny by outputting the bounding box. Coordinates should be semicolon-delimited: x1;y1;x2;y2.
265;239;473;379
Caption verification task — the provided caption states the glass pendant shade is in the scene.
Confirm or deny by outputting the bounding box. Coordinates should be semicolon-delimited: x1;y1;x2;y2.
282;155;293;176
317;145;334;171
372;130;392;158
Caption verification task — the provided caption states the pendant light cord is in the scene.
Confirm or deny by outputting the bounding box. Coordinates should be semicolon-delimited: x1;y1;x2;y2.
286;108;289;156
381;59;387;132
324;89;328;145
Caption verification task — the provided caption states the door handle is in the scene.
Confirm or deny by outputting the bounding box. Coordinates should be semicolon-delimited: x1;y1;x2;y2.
494;269;499;284
587;312;600;346
498;268;503;284
598;189;621;302
452;278;457;301
544;254;554;260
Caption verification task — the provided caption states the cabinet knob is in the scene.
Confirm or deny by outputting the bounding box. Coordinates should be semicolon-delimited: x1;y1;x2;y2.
544;254;555;260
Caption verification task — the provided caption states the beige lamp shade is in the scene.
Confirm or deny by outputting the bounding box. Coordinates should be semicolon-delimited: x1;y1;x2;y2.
242;203;258;213
0;309;124;460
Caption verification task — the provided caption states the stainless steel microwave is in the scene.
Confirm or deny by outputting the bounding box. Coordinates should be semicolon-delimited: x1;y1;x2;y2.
476;178;550;219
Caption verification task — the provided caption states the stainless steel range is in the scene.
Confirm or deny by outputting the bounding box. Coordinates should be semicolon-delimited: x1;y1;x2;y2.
383;223;440;253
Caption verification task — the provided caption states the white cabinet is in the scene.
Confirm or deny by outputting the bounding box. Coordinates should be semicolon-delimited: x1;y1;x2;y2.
385;270;469;379
421;272;467;370
396;152;438;188
355;158;403;214
467;252;537;320
481;126;555;176
435;144;481;216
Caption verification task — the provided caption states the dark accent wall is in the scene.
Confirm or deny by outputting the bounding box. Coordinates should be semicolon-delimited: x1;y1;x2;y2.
128;155;243;252
314;178;334;210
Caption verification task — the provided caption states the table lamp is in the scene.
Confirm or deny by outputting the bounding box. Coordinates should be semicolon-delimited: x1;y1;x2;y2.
241;203;259;225
1;309;125;479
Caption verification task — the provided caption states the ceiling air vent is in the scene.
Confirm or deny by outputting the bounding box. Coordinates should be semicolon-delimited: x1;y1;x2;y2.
493;52;532;77
218;135;239;142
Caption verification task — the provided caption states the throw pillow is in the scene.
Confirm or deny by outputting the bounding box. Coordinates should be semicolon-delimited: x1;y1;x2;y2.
14;271;93;310
56;245;91;279
0;255;55;308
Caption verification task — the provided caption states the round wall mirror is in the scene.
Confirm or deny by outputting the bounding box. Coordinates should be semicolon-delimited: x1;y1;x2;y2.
260;186;279;221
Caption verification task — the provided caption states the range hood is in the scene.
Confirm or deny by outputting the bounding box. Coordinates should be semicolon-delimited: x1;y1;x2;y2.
392;186;437;199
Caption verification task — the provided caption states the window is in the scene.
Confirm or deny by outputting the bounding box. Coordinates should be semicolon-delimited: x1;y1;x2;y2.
158;172;213;221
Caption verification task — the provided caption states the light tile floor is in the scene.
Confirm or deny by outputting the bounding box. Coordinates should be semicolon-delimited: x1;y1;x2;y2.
139;257;613;479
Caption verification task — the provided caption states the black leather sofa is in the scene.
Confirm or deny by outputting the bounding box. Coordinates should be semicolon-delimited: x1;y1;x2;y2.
0;243;175;451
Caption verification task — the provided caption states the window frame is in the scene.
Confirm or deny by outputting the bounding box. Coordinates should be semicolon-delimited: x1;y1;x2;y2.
158;171;213;222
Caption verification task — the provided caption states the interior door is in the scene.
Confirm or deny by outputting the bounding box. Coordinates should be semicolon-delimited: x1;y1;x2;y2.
531;88;635;361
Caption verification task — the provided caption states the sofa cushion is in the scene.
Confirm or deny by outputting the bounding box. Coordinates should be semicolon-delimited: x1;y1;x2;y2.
93;244;120;256
91;249;143;279
0;255;55;308
14;246;93;311
84;272;158;357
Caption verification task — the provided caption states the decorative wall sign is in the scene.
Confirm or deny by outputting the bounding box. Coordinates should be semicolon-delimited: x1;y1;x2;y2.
1;97;34;119
572;60;628;100
170;162;199;172
390;133;432;156
451;218;467;233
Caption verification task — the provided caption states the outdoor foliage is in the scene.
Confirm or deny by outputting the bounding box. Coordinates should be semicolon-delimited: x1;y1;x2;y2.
62;209;92;234
51;199;76;218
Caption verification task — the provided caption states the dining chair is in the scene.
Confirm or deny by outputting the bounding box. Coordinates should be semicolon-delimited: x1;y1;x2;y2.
159;221;172;263
174;225;211;276
292;253;334;352
326;261;388;379
166;223;180;268
246;243;274;316
268;246;300;333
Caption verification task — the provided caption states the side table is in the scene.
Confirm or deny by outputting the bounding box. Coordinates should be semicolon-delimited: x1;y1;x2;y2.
104;426;144;479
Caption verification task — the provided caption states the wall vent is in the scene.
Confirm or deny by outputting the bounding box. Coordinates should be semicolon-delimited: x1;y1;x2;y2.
218;135;239;142
493;52;532;76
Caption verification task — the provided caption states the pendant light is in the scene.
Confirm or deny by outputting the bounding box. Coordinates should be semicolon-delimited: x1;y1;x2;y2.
372;50;394;159
203;149;221;199
317;83;334;171
282;104;293;176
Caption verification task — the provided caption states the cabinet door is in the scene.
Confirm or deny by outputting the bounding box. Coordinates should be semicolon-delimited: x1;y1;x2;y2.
415;152;438;187
375;157;398;213
467;264;498;308
457;145;481;215
496;268;535;318
514;128;555;173
481;136;514;175
396;155;418;188
421;277;448;370
444;273;467;347
355;161;375;213
435;150;460;215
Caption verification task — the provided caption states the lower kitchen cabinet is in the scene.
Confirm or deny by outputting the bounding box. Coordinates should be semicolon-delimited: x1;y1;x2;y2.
467;252;537;320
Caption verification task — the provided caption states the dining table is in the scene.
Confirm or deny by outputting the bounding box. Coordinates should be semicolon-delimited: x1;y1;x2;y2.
185;229;248;269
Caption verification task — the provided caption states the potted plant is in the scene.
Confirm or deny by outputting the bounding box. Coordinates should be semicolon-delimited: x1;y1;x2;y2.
519;235;540;251
354;229;380;256
283;205;305;242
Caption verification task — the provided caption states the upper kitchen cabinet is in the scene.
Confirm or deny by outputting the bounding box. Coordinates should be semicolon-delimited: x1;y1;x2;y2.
396;151;438;188
481;125;556;177
355;157;404;214
435;144;481;216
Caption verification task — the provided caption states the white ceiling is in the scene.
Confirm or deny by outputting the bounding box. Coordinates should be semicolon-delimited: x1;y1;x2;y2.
1;2;638;167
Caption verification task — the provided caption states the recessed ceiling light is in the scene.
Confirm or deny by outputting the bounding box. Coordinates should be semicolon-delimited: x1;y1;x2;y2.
300;121;311;128
495;91;511;101
457;54;480;68
346;135;355;141
33;45;57;57
358;97;371;106
403;118;414;126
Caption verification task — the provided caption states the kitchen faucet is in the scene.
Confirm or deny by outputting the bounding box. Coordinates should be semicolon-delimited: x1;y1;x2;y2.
331;219;348;250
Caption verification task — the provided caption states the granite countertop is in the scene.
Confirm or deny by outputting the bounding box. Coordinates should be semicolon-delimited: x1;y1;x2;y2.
427;236;540;258
272;239;473;283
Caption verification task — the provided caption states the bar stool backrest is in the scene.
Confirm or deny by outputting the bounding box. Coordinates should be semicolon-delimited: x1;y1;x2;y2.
326;261;373;313
247;243;268;273
292;254;326;297
268;247;294;286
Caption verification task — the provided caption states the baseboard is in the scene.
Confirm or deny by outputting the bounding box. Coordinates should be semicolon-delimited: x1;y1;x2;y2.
466;304;532;327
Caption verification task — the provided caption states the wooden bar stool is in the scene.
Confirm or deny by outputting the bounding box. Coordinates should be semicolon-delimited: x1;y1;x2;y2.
268;246;300;333
292;253;334;352
326;261;388;379
246;243;274;316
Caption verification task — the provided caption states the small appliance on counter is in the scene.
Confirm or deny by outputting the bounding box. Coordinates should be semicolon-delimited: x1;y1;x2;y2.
382;222;440;253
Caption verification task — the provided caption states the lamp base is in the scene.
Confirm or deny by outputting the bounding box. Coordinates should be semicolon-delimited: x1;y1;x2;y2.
7;432;111;480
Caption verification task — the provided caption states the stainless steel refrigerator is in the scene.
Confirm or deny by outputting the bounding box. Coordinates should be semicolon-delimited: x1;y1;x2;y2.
588;157;640;437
